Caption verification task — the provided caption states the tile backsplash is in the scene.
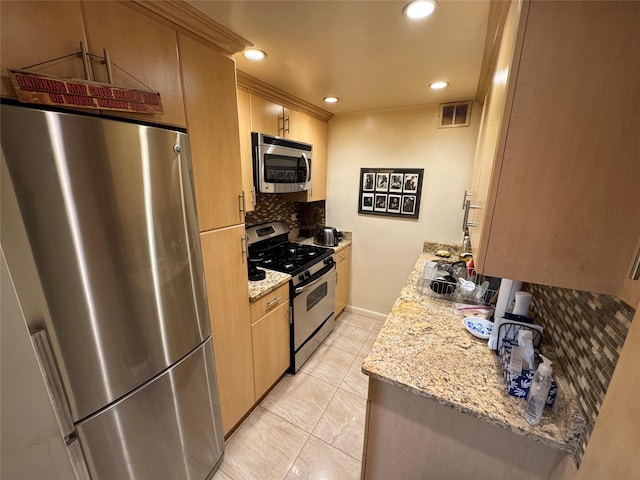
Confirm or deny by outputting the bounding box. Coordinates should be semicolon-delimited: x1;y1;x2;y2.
525;283;635;459
245;193;326;239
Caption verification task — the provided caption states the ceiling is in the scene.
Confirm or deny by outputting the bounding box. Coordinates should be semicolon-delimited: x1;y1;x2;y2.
187;1;491;115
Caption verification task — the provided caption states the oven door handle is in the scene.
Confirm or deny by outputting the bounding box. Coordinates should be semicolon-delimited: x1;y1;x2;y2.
295;275;325;294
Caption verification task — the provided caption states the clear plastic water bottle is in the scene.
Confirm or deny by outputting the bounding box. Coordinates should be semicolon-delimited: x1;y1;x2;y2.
524;355;553;425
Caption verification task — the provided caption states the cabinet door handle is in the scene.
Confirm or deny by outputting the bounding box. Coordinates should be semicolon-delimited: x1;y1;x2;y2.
266;296;282;309
462;199;470;232
631;247;640;281
466;222;479;227
278;115;285;135
239;191;246;218
31;329;74;438
462;190;475;210
284;116;290;134
241;234;247;258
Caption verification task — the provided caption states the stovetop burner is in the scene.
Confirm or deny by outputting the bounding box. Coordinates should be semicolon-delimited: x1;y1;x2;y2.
246;221;335;278
258;242;332;274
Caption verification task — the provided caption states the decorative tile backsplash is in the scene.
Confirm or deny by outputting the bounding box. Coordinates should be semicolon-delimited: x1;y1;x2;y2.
245;193;325;239
525;283;635;459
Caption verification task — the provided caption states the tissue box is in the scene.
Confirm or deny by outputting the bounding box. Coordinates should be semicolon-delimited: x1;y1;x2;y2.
499;340;557;406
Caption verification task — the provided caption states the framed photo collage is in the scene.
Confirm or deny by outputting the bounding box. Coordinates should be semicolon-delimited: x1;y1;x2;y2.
358;168;424;219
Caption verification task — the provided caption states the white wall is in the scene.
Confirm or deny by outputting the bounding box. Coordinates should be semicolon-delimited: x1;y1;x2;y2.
326;104;481;317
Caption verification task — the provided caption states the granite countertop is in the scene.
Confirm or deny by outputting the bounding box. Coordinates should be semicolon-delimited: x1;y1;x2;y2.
362;245;585;459
248;269;290;303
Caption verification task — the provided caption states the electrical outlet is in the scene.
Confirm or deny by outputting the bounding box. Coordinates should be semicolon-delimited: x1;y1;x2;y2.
291;213;299;222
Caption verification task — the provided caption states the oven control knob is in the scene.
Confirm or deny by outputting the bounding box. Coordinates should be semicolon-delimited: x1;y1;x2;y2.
324;257;333;265
298;274;305;281
305;271;311;278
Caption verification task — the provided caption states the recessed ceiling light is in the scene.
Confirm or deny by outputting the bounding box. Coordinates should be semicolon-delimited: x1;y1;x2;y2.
429;81;449;90
324;96;339;104
403;0;437;20
244;48;266;61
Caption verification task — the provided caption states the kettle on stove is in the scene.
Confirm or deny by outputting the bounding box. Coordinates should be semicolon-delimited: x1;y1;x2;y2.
314;226;343;247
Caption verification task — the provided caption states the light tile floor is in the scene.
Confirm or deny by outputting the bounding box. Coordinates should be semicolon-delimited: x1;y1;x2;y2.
214;311;384;480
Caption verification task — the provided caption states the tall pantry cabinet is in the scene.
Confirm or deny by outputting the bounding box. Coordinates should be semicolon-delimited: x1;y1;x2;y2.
467;0;640;303
177;33;253;435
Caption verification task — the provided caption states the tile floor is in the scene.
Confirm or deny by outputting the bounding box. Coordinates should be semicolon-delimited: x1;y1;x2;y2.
214;311;384;480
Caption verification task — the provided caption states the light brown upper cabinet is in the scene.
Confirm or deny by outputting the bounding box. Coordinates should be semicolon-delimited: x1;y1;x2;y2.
241;91;329;203
250;95;283;137
81;2;186;128
0;1;87;98
284;114;328;203
468;0;640;303
249;95;314;141
618;237;640;308
178;34;244;232
0;1;186;128
237;88;255;212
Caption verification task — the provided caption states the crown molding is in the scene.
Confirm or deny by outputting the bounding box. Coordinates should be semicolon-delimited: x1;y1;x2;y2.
475;0;511;104
237;71;333;122
131;0;252;55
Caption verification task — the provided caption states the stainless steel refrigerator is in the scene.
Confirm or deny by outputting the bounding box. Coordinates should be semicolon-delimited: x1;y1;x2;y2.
1;103;224;479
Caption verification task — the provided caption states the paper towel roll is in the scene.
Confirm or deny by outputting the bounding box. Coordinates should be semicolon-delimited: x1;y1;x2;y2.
495;279;522;319
513;291;533;316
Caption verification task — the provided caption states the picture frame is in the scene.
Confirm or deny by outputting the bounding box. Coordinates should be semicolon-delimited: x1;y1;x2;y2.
375;173;389;192
389;173;403;193
374;194;387;211
387;194;401;213
361;192;374;211
362;172;375;191
401;195;416;215
357;167;424;219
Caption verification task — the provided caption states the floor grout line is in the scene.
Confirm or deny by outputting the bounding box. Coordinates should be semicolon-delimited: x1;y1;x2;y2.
283;434;313;480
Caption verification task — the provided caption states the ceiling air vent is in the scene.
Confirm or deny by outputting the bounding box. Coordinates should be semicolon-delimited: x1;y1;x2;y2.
437;100;472;128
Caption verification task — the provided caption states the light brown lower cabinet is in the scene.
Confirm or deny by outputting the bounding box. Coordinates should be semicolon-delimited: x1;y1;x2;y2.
362;379;576;480
335;245;351;318
200;225;254;436
251;297;290;400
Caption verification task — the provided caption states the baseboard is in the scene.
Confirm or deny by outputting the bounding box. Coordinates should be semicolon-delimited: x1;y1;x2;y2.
345;305;388;322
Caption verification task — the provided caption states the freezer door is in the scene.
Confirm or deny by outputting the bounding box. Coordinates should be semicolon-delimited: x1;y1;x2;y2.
76;338;224;480
1;104;210;421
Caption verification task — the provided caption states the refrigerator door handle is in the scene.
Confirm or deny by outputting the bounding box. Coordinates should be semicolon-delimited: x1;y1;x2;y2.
31;328;75;438
67;436;91;480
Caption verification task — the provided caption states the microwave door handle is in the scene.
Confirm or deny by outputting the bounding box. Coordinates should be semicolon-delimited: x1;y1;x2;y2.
302;154;310;182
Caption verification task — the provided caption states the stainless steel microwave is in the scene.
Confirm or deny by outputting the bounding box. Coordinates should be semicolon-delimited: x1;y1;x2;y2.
252;132;312;193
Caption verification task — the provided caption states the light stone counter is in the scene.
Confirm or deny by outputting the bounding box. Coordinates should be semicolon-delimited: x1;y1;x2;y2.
248;269;290;303
362;249;584;459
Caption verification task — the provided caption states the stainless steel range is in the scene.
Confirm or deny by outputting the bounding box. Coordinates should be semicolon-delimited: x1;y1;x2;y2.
247;222;335;372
